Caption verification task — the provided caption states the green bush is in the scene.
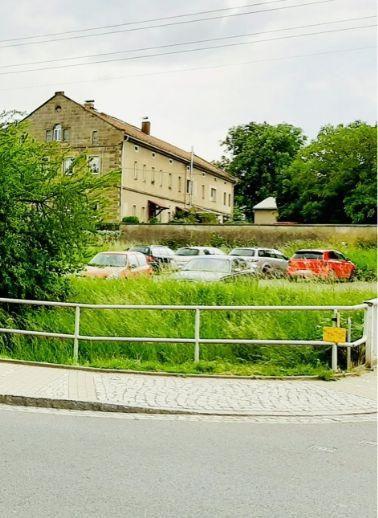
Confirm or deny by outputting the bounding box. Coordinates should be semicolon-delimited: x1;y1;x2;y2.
122;216;139;225
0;114;115;301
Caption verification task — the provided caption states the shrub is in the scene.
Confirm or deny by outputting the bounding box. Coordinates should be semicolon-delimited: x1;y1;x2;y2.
0;114;115;301
122;216;139;225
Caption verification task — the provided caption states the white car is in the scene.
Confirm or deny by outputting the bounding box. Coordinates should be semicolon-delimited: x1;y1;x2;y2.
173;246;225;269
229;247;288;276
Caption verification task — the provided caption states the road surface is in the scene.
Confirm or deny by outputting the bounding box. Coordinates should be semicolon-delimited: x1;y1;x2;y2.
0;406;376;517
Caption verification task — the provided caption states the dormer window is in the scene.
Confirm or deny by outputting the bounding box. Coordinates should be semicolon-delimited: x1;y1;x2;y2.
53;124;62;141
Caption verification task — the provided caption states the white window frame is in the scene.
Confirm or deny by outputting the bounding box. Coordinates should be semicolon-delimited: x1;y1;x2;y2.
88;156;101;175
63;157;75;175
53;124;63;141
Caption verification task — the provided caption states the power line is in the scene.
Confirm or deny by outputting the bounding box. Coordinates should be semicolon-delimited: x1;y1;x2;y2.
0;45;373;93
0;23;374;76
0;0;333;49
2;15;373;70
0;0;292;43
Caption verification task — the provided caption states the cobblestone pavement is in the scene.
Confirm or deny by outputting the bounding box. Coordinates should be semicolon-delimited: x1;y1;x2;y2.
0;361;376;417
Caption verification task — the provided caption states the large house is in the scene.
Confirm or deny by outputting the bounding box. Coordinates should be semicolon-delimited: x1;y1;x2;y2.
25;92;235;223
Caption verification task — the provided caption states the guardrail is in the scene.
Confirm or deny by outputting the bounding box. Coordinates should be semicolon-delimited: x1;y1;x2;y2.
0;297;376;371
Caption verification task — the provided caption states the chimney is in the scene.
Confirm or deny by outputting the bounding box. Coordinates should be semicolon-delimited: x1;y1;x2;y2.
84;99;95;109
141;117;151;135
55;91;64;95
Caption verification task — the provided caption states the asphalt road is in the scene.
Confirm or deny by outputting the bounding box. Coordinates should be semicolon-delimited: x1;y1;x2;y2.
0;407;376;518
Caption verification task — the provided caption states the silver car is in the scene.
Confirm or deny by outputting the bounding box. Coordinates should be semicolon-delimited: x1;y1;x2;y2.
169;256;257;282
229;247;288;276
172;246;225;269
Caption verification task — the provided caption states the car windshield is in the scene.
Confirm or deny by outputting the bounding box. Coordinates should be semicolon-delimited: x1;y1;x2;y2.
230;248;256;257
176;248;200;256
293;251;323;260
183;258;231;273
89;253;127;267
130;246;150;254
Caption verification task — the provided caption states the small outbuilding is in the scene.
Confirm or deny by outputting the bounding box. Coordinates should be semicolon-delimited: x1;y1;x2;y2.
253;197;278;224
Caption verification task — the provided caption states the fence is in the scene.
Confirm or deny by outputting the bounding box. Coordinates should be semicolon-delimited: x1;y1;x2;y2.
0;297;376;372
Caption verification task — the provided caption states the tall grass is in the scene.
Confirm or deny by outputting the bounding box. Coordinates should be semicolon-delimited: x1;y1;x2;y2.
0;277;375;376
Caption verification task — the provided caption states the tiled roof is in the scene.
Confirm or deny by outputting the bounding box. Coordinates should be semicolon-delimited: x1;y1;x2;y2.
84;107;233;181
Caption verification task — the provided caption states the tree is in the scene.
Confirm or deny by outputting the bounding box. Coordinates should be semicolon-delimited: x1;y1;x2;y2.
0;113;115;300
220;122;305;220
279;122;377;223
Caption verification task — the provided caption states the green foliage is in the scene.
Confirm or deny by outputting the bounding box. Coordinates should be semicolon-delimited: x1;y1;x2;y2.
279;122;377;223
121;216;139;225
0;276;374;375
170;208;219;225
0;113;115;300
221;122;305;220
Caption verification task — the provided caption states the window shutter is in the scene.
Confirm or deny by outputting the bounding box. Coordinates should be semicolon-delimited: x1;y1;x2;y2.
63;128;70;141
46;130;52;142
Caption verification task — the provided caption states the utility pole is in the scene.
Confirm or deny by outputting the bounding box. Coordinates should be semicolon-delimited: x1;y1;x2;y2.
189;146;194;208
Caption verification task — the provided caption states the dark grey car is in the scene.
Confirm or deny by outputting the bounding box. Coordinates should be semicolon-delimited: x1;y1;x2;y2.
229;248;288;276
168;256;257;282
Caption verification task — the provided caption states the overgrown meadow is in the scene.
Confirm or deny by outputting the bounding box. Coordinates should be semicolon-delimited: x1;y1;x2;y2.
0;271;375;377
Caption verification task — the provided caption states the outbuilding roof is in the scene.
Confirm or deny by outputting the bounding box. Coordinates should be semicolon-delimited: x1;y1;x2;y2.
253;197;277;210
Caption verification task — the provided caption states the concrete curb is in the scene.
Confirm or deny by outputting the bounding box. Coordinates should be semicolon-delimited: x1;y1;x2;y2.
0;393;376;418
0;357;366;381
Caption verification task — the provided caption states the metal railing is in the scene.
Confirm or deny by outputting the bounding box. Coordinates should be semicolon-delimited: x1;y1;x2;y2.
0;297;376;371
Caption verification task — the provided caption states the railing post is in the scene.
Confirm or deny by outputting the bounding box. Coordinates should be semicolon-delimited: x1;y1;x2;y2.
346;317;352;371
194;308;200;363
73;305;80;363
364;299;378;368
331;309;340;372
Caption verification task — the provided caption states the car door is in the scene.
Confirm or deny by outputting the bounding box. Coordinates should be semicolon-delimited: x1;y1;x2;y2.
333;252;354;279
127;253;140;278
326;251;345;278
271;251;289;274
257;249;273;273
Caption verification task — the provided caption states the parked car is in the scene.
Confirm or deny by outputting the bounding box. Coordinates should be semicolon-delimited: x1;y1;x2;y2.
229;247;288;276
128;245;175;270
173;246;226;269
288;249;356;280
83;251;153;279
169;256;257;282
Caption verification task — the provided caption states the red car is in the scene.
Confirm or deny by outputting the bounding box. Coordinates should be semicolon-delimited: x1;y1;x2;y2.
288;249;356;280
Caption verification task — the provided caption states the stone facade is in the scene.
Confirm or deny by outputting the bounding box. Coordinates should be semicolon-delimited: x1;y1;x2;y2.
25;92;235;223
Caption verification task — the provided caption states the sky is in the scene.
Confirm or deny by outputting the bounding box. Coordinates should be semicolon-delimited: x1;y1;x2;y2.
0;0;376;161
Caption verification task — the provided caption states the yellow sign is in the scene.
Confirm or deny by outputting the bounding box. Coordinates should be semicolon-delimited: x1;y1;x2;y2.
323;327;347;343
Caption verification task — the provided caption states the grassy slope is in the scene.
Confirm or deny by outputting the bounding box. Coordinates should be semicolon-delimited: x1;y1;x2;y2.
1;276;375;377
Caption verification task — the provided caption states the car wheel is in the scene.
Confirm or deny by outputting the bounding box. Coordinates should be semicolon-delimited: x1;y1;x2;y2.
262;265;272;277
